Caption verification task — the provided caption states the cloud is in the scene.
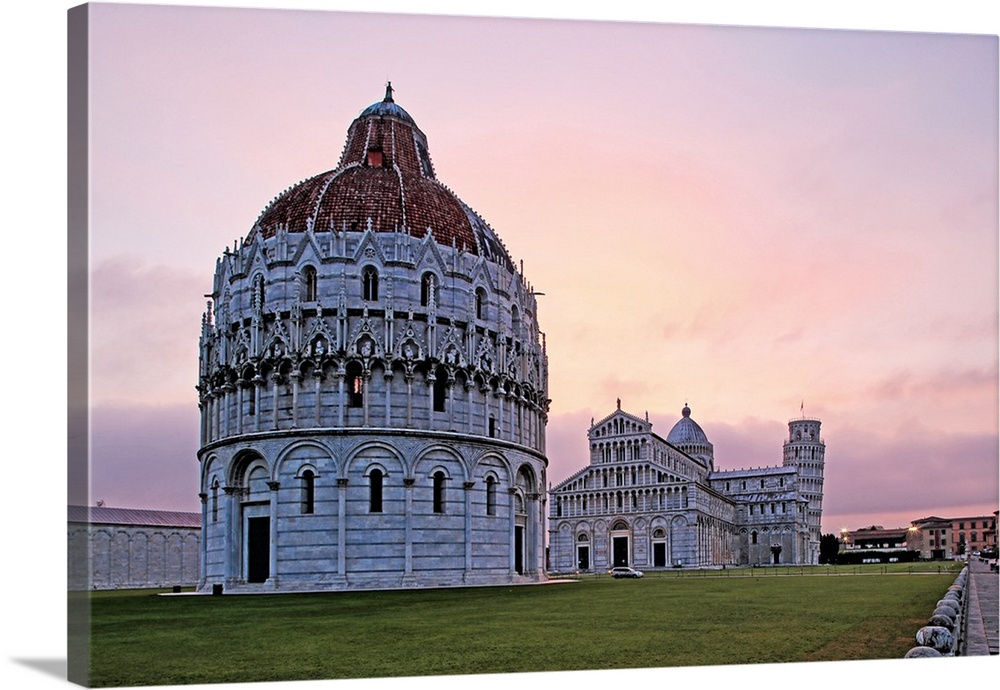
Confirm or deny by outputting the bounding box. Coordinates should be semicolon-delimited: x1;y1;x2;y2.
90;258;206;405
85;402;202;513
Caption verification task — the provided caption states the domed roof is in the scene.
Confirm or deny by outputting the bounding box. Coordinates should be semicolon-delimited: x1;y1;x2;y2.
250;83;514;271
666;405;710;446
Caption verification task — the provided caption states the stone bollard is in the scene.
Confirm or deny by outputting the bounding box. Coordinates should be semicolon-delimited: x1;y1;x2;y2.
905;566;968;658
904;645;943;658
927;613;955;631
932;604;958;621
915;625;953;653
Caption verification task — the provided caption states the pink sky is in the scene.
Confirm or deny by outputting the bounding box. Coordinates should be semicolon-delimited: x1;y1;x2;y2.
75;3;999;536
3;3;998;690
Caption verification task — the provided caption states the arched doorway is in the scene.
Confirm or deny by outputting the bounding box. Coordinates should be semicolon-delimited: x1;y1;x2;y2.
651;527;667;568
230;451;272;585
577;533;590;571
610;519;630;567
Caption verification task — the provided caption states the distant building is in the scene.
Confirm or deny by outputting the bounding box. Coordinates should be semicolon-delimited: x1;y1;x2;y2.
946;514;997;556
906;516;956;560
548;404;825;570
68;505;201;590
839;525;910;560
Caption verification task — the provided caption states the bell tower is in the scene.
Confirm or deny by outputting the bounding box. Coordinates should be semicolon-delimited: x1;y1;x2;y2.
783;413;825;563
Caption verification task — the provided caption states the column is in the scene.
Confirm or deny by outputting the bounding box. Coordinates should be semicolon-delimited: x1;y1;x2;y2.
236;384;244;435
267;480;280;585
336;373;345;426
223;486;240;584
463;481;475;578
404;478;416;576
290;371;301;428
405;375;414;427
465;381;475;434
198;492;208;586
337;478;348;576
508;488;517;574
270;371;281;430
362;370;371;427
253;376;263;432
313;370;323;427
384;371;393;426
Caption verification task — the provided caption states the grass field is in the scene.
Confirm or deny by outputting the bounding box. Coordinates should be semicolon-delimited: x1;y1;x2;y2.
84;563;963;687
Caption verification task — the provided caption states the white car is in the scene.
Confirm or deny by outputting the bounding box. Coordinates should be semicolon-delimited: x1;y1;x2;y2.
610;566;644;579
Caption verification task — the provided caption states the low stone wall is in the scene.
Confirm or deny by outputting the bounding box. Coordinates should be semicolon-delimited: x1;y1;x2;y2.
904;566;968;658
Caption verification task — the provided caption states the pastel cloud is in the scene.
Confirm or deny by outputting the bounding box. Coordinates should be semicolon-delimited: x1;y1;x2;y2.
90;259;205;405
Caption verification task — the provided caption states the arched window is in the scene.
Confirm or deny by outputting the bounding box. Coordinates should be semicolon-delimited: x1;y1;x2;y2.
369;468;383;513
302;265;318;302
433;471;446;513
511;305;520;334
486;476;497;516
345;361;364;408
432;365;447;412
301;469;315;514
420;272;436;307
211;478;219;523
751;530;758;545
362;266;379;302
475;288;487;320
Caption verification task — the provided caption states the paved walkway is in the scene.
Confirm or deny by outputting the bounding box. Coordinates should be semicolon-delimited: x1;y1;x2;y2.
963;558;998;656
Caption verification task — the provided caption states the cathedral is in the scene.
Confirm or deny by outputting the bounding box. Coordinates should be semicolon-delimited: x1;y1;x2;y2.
196;85;549;591
548;403;825;571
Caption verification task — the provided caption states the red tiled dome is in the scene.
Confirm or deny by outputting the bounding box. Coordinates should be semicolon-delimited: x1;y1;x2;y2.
251;84;513;270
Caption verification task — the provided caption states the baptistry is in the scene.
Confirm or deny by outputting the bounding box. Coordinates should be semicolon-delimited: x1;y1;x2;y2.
196;85;549;591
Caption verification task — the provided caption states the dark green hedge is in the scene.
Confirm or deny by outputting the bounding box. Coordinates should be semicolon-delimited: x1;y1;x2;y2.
835;550;920;565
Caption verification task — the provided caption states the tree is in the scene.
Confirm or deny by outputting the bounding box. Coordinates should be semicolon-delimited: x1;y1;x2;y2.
819;533;840;564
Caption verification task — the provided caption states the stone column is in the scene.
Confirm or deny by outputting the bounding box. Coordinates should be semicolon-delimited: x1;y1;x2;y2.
313;370;323;427
465;380;475;434
404;478;416;577
405;375;414;427
253;375;263;432
528;491;541;575
337;478;348;577
198;492;208;586
221;383;233;438
384;371;393;426
447;379;456;431
267;480;280;587
362;370;371;427
508;488;517;575
336;372;345;426
290;370;302;428
463;481;475;579
223;486;241;585
235;383;244;435
270;370;281;430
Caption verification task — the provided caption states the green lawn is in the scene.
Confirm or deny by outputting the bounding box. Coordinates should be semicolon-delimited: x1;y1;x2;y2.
83;565;962;687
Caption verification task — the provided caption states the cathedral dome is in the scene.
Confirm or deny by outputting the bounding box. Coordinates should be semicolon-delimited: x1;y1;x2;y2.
250;83;514;271
667;405;710;446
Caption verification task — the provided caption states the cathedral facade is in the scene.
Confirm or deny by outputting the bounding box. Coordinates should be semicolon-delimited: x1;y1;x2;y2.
196;86;549;592
548;403;825;572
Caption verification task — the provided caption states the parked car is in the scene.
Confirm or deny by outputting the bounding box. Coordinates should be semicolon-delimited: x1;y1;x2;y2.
610;566;644;579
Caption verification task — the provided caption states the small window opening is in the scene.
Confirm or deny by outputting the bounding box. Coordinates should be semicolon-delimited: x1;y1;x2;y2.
301;470;315;514
369;468;383;513
486;476;497;516
433;471;446;513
